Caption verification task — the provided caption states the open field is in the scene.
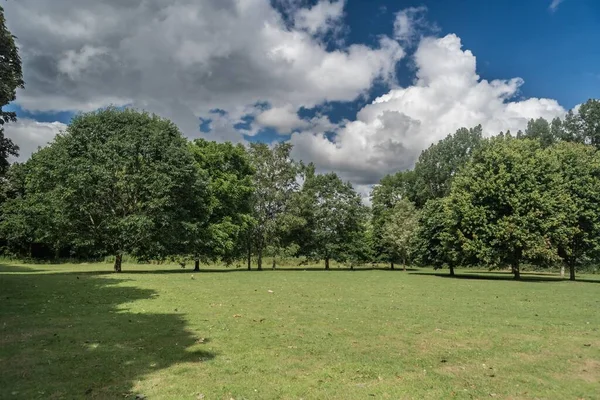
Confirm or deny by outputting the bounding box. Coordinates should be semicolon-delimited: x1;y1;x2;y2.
1;262;599;399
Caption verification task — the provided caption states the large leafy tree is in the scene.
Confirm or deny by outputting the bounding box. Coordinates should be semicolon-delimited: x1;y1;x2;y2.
410;125;483;207
297;170;366;269
548;142;600;280
15;108;208;271
0;5;24;176
448;137;568;279
248;142;299;270
187;139;254;271
381;198;419;270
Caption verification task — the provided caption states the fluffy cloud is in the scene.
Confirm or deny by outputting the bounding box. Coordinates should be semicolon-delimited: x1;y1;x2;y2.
294;0;345;36
290;34;565;185
5;1;567;194
393;6;437;46
3;119;68;162
5;0;402;137
255;105;310;134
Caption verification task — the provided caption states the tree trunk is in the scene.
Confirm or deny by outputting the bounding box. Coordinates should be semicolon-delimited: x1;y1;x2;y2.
390;261;394;270
325;257;330;270
560;265;565;279
257;248;263;271
247;245;251;270
194;259;200;272
403;257;406;271
569;260;575;281
511;261;520;280
114;254;122;273
272;258;276;270
449;265;455;276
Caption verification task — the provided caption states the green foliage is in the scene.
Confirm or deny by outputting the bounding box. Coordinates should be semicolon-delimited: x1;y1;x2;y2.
546;142;600;279
188;139;254;266
381;198;419;268
411;125;483;207
3;108;208;270
0;6;24;176
371;170;415;263
447;137;569;278
296;170;367;268
248;142;300;269
524;117;554;147
413;198;461;274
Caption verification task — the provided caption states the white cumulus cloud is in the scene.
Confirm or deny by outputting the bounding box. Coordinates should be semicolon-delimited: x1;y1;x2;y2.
290;34;566;186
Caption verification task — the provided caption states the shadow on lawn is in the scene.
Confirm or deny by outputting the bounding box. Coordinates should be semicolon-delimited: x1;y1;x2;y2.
0;269;214;399
409;271;600;284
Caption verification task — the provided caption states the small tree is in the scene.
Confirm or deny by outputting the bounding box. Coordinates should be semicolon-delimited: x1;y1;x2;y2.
248;142;299;270
413;198;461;276
381;199;419;270
298;171;366;269
371;170;415;267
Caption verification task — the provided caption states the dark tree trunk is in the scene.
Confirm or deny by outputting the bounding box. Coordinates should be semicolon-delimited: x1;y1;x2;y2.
272;258;276;269
194;259;200;272
325;257;330;270
247;245;251;270
257;248;263;271
569;260;576;281
403;258;406;272
114;254;122;273
449;265;455;276
511;261;520;280
390;261;394;270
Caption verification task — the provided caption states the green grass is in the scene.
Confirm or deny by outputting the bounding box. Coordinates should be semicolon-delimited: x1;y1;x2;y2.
1;263;599;399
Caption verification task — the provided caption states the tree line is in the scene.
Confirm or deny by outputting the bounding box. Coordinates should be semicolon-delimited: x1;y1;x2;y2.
2;6;600;279
372;99;600;280
0;99;599;281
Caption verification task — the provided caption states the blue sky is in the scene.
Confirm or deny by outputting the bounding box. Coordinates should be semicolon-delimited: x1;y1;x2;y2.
4;0;599;187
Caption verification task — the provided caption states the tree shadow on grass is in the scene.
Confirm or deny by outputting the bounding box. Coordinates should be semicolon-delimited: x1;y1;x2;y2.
0;271;214;399
0;264;41;273
409;271;600;284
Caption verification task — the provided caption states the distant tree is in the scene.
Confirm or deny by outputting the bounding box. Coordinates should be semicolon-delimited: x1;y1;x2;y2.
413;198;461;276
371;170;415;267
297;171;366;269
0;6;24;176
10;108;208;271
187;139;255;271
248;142;300;270
381;199;419;270
577;99;600;147
411;125;483;207
524;117;554;147
448;137;568;279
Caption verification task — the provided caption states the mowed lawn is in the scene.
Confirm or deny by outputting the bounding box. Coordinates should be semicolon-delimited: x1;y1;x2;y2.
1;263;599;400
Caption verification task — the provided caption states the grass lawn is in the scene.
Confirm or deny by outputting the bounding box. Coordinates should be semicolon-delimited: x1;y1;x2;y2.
1;262;599;399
